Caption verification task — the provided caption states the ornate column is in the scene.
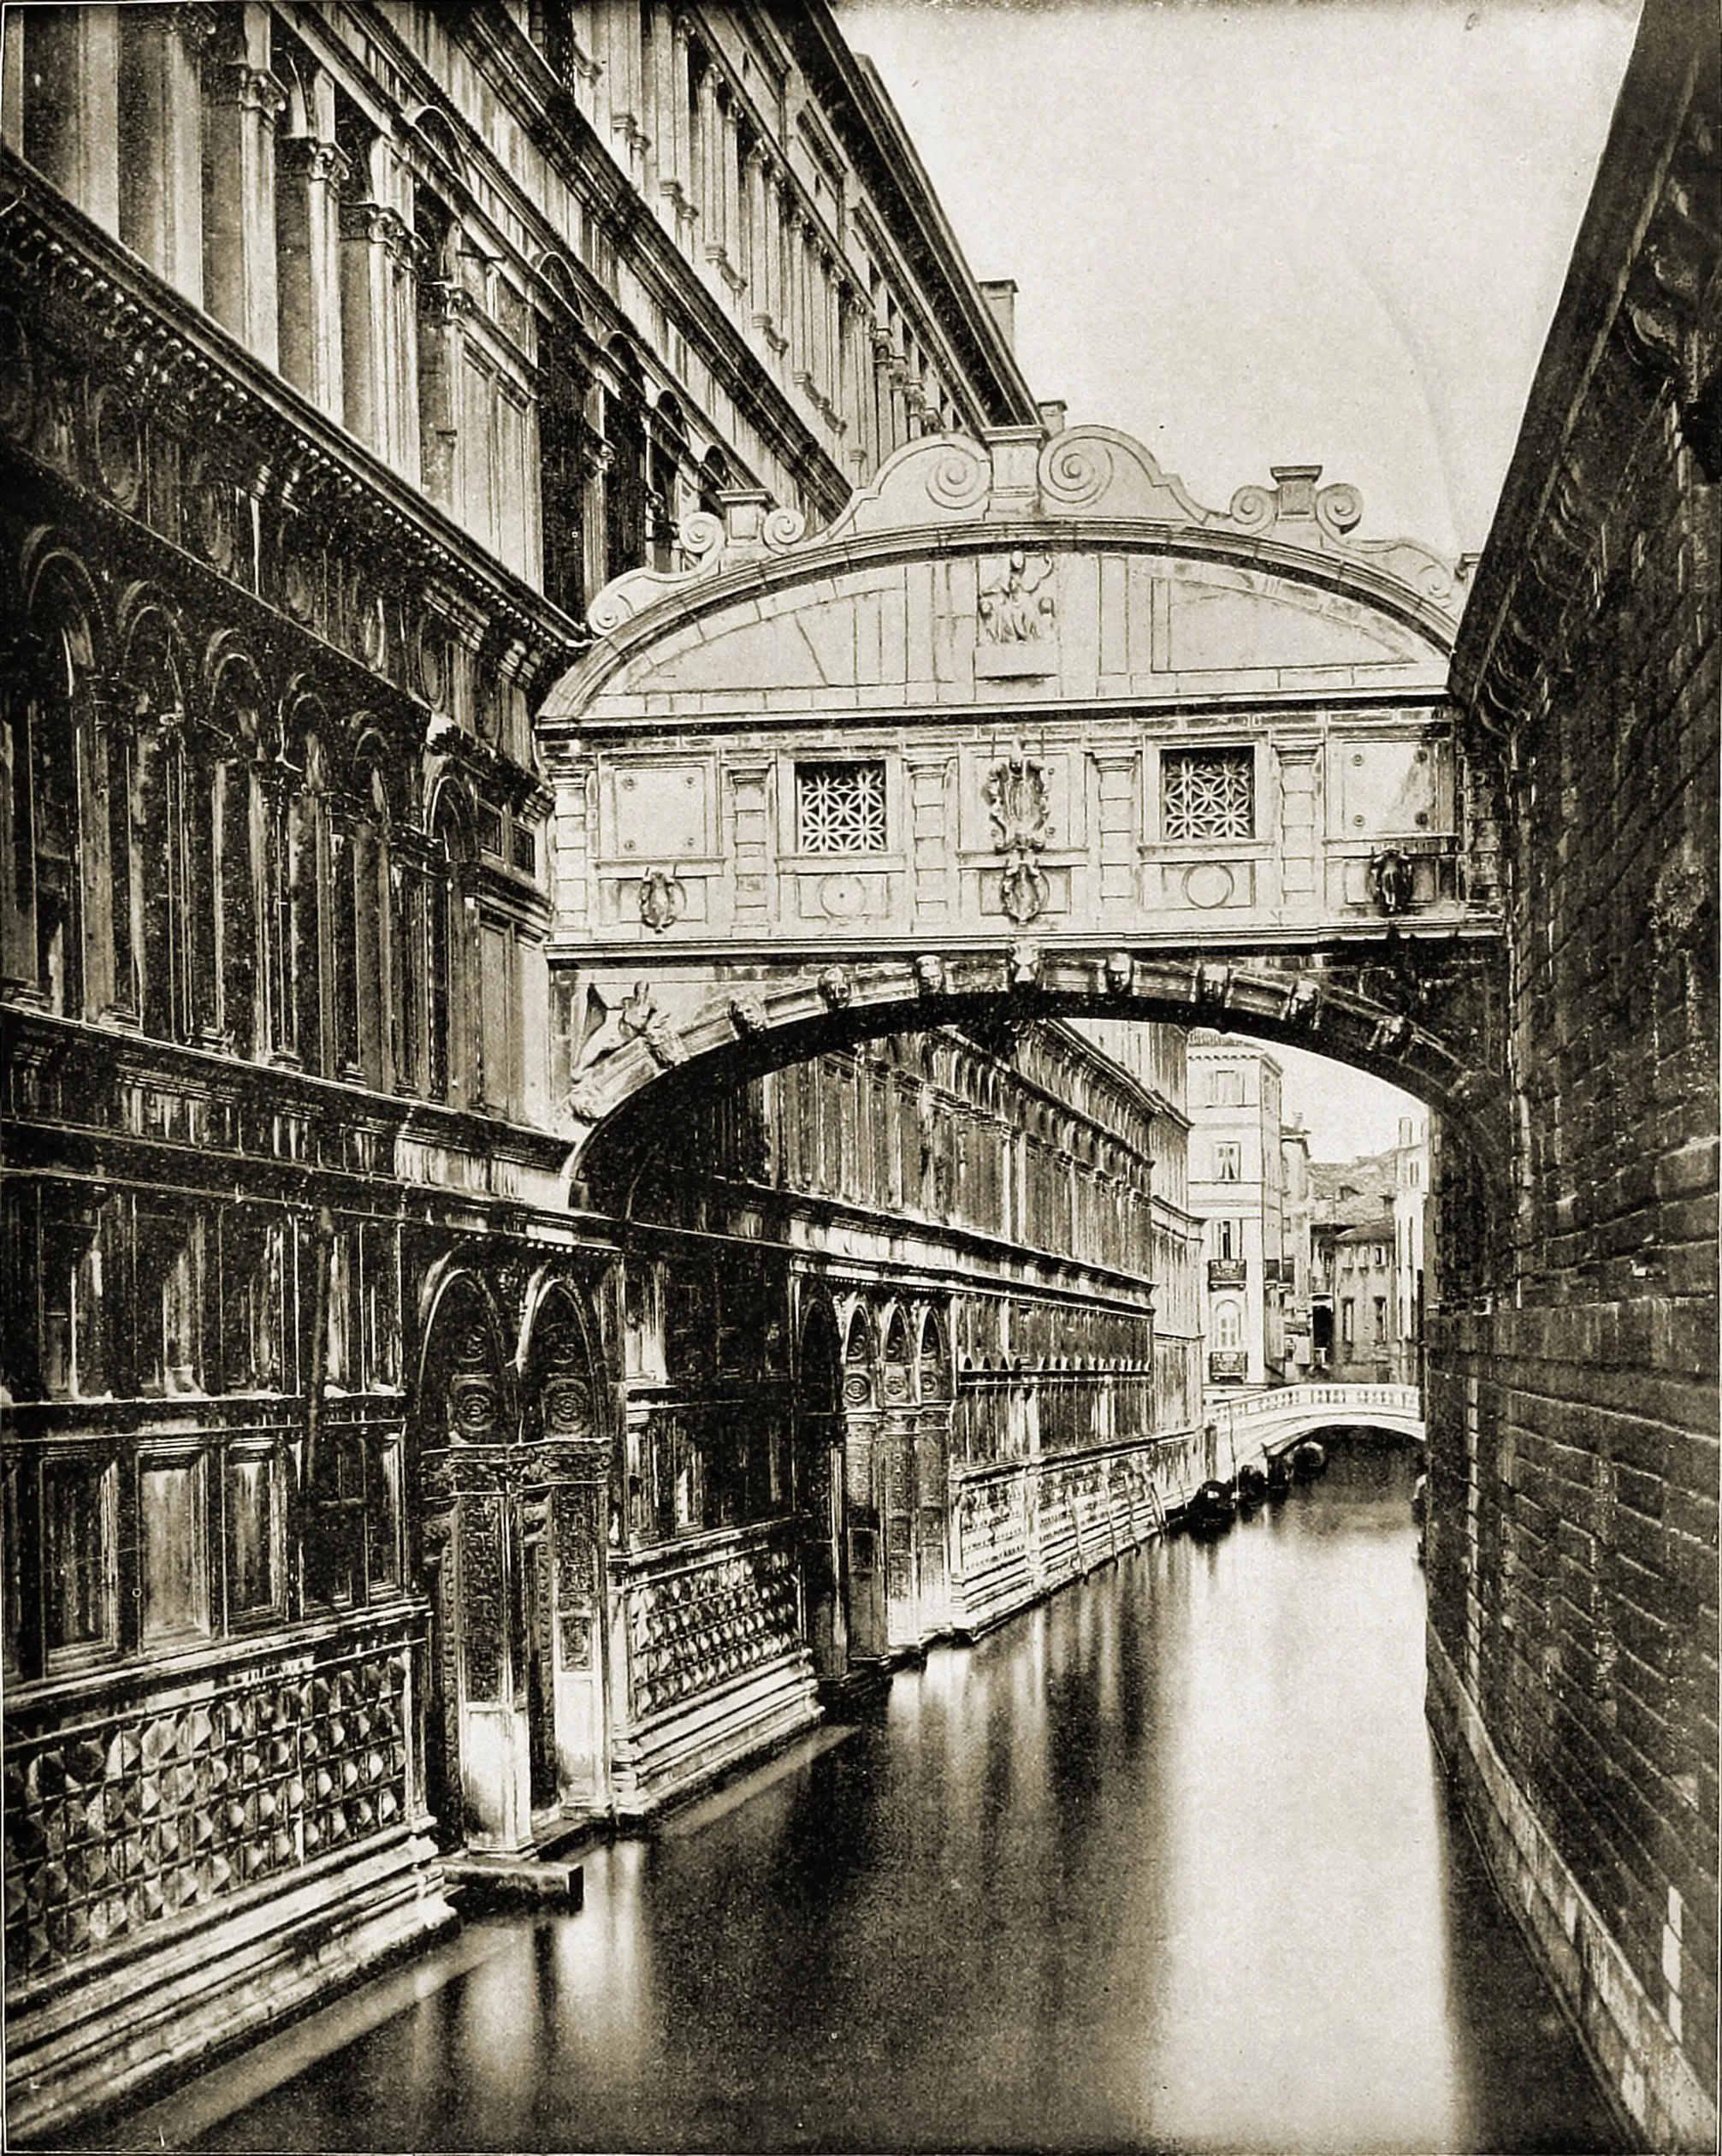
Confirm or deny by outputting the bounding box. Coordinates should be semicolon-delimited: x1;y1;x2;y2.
642;4;675;229
744;143;772;340
416;273;470;514
200;34;287;364
11;6;121;235
116;6;208;300
697;65;724;265
665;18;696;240
275;135;349;418
338;195;417;471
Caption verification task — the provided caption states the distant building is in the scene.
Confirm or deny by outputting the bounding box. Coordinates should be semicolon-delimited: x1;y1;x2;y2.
1306;1117;1428;1383
1281;1116;1314;1375
1186;1033;1288;1387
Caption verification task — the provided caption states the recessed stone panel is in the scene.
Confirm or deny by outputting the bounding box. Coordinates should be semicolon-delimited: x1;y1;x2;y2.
1151;857;1257;910
1330;738;1451;838
605;762;713;862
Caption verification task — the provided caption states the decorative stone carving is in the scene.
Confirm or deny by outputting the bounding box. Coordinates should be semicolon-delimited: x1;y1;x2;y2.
729;993;766;1036
1370;849;1414;915
626;1542;802;1719
1104;951;1135;995
1370;1013;1414;1056
816;965;854;1010
913;954;947;997
565;981;687;1120
637;868;685;932
3;1649;409;1981
573;422;1461;653
1282;978;1324;1029
978;552;1054;644
983;753;1052;924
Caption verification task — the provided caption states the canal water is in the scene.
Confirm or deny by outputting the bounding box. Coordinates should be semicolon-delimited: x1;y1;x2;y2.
101;1441;1622;2154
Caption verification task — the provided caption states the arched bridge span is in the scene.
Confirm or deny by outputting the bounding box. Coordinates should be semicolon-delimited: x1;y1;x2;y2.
1213;1383;1426;1465
536;425;1509;1185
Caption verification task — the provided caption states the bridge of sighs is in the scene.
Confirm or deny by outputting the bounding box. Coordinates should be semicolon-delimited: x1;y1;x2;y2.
536;425;1508;1190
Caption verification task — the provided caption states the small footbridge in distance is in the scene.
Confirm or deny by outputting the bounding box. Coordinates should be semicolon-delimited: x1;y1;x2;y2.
1208;1382;1425;1478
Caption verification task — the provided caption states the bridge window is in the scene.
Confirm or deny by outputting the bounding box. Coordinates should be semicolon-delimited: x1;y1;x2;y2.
1163;749;1253;841
796;761;886;855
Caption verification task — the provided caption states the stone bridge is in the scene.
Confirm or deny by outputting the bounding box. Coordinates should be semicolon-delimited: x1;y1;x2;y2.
536;425;1509;1193
1208;1383;1426;1472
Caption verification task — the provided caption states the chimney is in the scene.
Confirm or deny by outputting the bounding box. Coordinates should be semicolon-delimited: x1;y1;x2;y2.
979;277;1017;350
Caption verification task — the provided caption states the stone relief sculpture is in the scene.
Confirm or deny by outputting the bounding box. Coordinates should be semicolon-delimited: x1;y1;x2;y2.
978;551;1054;643
565;980;687;1121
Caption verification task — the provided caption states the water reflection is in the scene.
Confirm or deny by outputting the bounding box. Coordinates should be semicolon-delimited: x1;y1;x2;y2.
176;1440;1619;2155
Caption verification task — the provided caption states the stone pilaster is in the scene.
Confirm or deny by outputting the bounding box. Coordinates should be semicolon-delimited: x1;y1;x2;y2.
200;47;287;365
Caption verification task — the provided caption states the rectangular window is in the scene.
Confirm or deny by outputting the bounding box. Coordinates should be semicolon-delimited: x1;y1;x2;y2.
225;1451;280;1619
1341;1300;1355;1347
367;1438;403;1593
1209;1067;1244;1107
41;1456;115;1659
1163;748;1254;841
1214;1142;1241;1182
796;761;887;855
1373;1296;1388;1342
140;1456;210;1643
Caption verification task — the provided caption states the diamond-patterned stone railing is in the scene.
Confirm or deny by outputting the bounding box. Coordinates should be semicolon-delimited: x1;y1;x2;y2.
3;1642;411;1993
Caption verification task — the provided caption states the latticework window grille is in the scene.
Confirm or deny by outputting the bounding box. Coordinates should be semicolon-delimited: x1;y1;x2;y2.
1162;749;1254;840
796;762;887;854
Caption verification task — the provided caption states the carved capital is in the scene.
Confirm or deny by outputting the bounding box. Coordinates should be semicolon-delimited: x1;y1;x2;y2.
206;62;290;125
277;135;352;193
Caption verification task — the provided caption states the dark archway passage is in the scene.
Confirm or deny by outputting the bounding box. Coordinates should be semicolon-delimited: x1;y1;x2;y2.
119;1442;1620;2156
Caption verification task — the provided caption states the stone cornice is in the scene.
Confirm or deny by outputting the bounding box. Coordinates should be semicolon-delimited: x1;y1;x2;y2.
0;146;588;702
1450;0;1718;737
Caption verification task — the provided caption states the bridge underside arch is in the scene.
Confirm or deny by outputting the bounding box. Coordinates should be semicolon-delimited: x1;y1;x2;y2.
565;953;1506;1217
1260;1411;1427;1452
538;425;1509;1213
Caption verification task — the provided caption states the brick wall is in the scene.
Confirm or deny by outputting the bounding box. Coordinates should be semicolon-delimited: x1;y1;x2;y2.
1435;6;1719;2144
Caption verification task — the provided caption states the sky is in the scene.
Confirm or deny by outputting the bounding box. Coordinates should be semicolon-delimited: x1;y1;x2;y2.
834;0;1639;1156
837;0;1640;560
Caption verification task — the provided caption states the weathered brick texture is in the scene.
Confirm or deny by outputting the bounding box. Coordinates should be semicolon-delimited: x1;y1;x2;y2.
1435;6;1719;2144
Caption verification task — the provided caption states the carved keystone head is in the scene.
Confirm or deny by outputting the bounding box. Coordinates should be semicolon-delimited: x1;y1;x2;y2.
1104;951;1135;995
817;965;854;1010
913;954;947;996
1008;940;1041;989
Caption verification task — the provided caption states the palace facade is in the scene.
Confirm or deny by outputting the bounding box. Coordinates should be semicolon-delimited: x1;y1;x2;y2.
0;3;1201;2134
